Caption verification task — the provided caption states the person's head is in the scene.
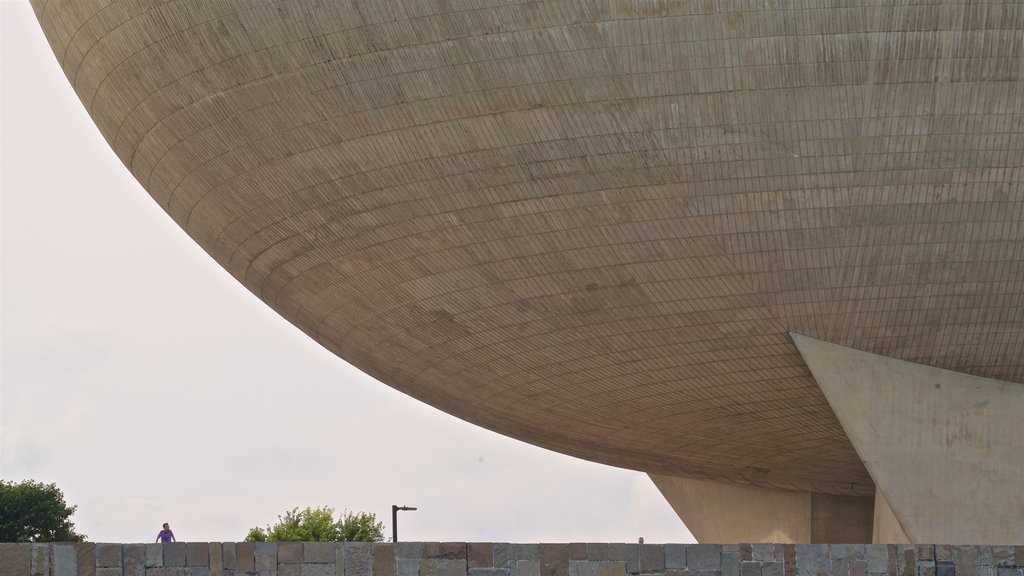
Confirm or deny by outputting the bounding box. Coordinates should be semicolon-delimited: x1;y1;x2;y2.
163;523;169;530
638;537;644;545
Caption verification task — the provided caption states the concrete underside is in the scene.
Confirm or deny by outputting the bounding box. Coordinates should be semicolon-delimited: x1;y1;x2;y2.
654;336;1023;544
32;1;1024;499
649;474;874;544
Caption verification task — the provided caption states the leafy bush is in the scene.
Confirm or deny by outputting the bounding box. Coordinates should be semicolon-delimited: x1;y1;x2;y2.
245;506;384;542
0;479;86;542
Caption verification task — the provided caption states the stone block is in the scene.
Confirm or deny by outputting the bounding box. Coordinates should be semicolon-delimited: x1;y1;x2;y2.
796;545;830;576
740;547;753;563
741;562;762;576
834;548;866;562
425;545;443;560
569;561;589;576
398;558;420;576
723;548;740;576
1017;548;1024;567
897;547;916;576
754;547;781;564
255;543;278;572
690;546;722;571
473;570;510;576
916;562;935;576
627;545;640;574
441;544;466;560
996;569;1024;576
188;543;211;566
783;546;796;576
516;560;541;576
917;549;934;563
304;542;336;564
302;564;336;576
78;543;96;576
952;547;992;576
149;568;187;576
851;561;865;576
278;543;303;564
640;545;665;573
210;544;224;576
54;544;78;576
237;543;255;572
1;544;32;576
440;560;467;576
346;543;371;576
889;547;899;576
376;544;397;576
589;546;611;562
336;542;346;576
188;568;212;576
570;545;587;562
541;544;570;576
607;546;628;563
992;548;1016;567
936;565;954;576
259;571;279;576
494;546;510;570
97;544;122;568
693;571;722;576
594;562;627;576
864;547;888;575
764;563;784;576
97;569;123;576
834;559;852;576
31;544;49;576
166;544;188;567
422;560;442;576
469;543;494;568
397;544;425;560
665;545;687;570
147;544;164;568
125;544;146;576
513;546;540;562
935;548;953;564
279;565;300;576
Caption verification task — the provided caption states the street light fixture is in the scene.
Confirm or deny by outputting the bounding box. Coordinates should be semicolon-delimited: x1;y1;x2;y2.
392;505;417;543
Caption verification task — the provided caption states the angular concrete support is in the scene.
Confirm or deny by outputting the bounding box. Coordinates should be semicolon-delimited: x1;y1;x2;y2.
649;474;873;543
792;333;1024;544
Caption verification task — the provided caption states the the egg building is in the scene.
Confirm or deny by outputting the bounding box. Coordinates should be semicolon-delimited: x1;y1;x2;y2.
32;0;1023;544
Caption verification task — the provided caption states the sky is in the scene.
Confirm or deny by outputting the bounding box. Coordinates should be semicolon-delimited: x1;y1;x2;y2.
0;2;694;545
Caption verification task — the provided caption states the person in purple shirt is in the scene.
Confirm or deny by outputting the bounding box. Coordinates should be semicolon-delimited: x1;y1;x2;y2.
156;523;176;543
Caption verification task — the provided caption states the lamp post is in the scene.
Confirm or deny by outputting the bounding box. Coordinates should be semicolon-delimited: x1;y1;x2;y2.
392;505;417;542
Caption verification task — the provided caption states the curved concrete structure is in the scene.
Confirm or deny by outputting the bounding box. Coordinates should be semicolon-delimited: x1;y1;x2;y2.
32;0;1022;541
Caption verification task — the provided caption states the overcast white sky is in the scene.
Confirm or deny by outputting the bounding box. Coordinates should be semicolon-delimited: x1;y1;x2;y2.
0;2;693;545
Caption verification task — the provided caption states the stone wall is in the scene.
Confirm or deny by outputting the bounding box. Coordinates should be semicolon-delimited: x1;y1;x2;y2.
3;543;1023;576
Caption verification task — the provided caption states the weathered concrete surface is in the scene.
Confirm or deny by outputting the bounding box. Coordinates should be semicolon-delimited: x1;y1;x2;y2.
650;475;873;544
31;1;1024;504
872;492;910;545
793;333;1024;545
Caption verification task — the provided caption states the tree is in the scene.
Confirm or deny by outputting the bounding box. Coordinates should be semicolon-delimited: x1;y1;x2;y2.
0;480;86;542
245;506;384;542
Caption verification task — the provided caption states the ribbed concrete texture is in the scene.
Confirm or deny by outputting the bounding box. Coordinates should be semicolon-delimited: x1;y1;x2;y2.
4;542;1024;576
793;333;1024;545
31;0;1023;510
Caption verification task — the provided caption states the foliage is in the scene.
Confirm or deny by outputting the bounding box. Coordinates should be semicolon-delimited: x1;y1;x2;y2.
0;479;86;542
245;506;384;542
